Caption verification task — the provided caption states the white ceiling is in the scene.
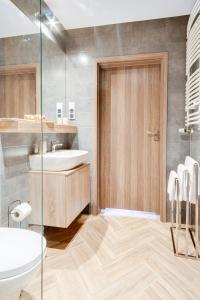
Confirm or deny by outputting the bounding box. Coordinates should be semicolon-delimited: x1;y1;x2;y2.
45;0;196;30
0;0;39;39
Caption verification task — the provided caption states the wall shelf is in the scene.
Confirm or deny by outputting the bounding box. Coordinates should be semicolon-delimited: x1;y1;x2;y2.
0;119;77;134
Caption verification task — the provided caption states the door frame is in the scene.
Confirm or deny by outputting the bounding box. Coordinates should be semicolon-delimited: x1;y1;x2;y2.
93;52;168;222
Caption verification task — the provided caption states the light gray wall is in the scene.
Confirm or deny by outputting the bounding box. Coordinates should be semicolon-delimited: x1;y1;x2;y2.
0;34;66;121
0;133;69;227
190;133;200;225
0;15;190;224
190;132;200;163
65;16;190;218
0;33;69;227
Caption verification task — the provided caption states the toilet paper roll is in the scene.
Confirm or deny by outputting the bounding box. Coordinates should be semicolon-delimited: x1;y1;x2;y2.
11;203;32;223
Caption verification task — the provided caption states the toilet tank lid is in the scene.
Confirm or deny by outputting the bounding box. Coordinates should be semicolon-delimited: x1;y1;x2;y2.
0;228;46;280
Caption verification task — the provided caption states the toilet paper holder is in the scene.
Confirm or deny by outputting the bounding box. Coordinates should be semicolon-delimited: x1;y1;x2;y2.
8;200;22;228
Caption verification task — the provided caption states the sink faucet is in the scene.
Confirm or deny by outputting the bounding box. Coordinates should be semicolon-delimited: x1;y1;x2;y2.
51;141;63;152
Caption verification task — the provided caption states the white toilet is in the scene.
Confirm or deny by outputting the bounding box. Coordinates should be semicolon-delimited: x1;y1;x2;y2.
0;228;46;300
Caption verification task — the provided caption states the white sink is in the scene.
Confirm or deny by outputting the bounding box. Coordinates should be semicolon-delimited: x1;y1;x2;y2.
29;150;88;172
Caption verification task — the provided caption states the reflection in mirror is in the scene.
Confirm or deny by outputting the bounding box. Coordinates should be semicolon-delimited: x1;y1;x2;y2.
0;0;66;121
0;64;40;118
0;0;40;119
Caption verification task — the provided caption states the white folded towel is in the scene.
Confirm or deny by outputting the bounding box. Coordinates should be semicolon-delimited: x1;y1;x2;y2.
167;170;178;201
185;156;199;204
177;164;190;201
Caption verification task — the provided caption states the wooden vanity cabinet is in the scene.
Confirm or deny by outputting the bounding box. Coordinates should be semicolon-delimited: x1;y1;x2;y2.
29;164;90;228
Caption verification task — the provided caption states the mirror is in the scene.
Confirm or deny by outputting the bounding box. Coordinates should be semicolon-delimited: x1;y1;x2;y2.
0;0;40;119
0;64;40;118
0;0;66;122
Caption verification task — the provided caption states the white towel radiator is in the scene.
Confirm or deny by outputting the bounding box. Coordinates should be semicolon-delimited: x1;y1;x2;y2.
186;0;200;128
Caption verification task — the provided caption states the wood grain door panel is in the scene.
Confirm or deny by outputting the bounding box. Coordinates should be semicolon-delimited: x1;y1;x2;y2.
99;64;161;213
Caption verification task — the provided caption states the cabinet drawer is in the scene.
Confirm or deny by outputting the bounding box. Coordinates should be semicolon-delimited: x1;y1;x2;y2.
65;165;90;227
29;173;66;227
29;164;90;228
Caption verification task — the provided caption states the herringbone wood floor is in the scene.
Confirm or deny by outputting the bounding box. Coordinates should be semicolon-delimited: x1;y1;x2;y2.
21;214;200;300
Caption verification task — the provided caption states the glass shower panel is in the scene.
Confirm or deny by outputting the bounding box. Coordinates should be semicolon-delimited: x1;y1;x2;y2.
0;1;68;298
0;1;44;299
40;2;67;298
41;0;67;143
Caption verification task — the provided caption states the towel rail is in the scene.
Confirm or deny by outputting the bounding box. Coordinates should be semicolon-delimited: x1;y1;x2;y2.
169;162;199;260
185;0;200;129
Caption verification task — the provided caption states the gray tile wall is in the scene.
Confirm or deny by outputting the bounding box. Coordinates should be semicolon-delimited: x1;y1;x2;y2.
0;15;191;223
0;34;69;227
190;132;200;163
0;133;69;227
65;16;190;219
0;34;67;120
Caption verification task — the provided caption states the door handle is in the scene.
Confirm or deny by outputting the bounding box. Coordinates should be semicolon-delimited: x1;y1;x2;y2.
147;130;160;141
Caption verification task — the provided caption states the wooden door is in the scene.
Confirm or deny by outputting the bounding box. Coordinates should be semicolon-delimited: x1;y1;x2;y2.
99;64;161;213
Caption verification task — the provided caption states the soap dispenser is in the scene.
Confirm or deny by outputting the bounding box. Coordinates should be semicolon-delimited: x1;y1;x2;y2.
56;102;63;124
